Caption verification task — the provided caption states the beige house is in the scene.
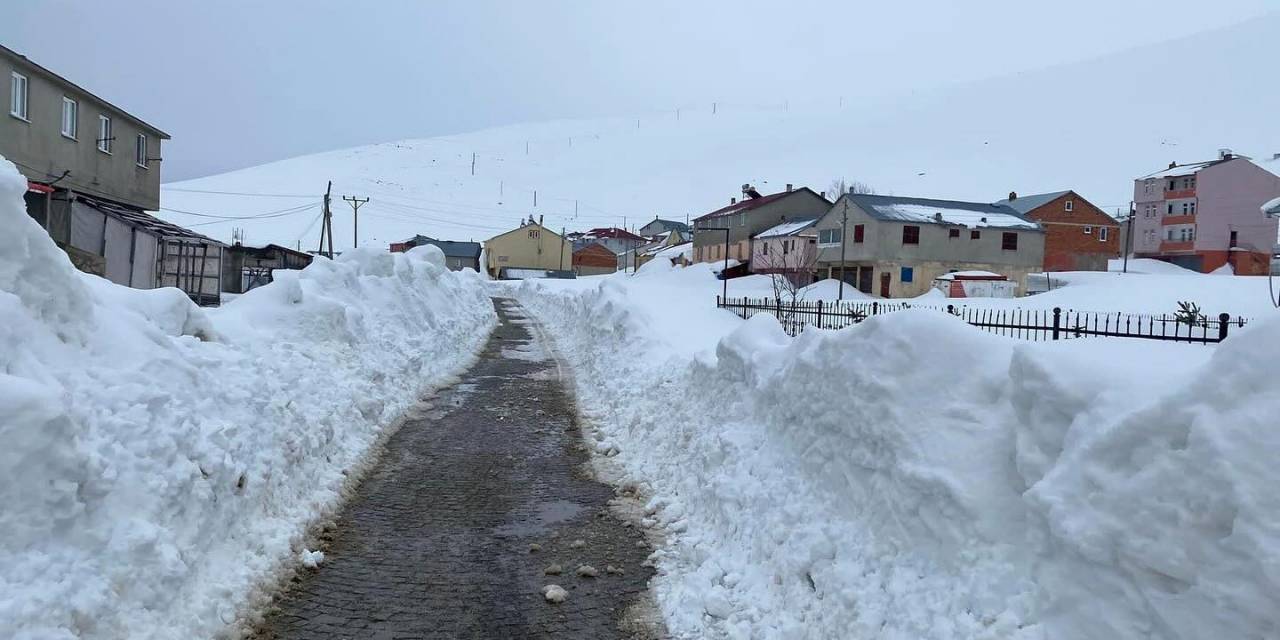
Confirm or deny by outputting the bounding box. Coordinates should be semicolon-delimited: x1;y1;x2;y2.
483;219;572;279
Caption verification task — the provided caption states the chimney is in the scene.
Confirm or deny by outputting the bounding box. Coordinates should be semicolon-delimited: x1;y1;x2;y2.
1218;148;1233;160
1273;153;1280;160
742;183;762;199
1008;191;1017;201
933;212;943;222
786;183;793;192
730;197;736;205
538;214;543;226
1169;161;1177;169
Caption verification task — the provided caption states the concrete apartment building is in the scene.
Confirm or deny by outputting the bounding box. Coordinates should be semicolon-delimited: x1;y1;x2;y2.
691;184;830;266
813;194;1045;298
1131;150;1280;274
3;44;226;304
483;218;572;278
995;190;1120;271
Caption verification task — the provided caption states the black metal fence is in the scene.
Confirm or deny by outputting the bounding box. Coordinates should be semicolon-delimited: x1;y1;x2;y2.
717;296;1249;344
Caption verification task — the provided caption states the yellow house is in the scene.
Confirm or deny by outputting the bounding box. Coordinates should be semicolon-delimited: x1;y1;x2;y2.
483;220;572;278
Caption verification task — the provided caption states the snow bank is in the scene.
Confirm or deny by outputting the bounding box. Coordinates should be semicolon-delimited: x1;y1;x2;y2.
0;158;496;640
515;264;1280;639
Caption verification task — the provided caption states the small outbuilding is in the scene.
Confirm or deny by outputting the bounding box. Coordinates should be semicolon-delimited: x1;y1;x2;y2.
932;271;1016;298
573;242;618;276
222;243;314;293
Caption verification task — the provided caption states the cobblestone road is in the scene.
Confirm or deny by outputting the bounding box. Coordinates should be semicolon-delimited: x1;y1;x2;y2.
252;299;663;640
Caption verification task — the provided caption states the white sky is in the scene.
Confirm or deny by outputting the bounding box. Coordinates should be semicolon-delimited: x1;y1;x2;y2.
2;1;1274;180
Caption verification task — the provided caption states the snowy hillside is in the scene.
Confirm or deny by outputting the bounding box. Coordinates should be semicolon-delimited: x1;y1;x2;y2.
508;264;1280;639
157;14;1280;251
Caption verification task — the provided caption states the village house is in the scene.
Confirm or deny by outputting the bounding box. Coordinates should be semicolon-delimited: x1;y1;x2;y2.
571;242;617;276
571;227;647;271
690;184;830;267
483;217;573;279
637;217;689;237
633;229;689;269
222;243;314;294
389;234;482;271
813;193;1045;298
1131;150;1280;274
750;218;818;287
2;44;226;305
995;190;1119;271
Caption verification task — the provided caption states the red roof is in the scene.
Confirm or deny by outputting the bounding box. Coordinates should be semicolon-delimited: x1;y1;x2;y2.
584;227;647;242
693;188;820;222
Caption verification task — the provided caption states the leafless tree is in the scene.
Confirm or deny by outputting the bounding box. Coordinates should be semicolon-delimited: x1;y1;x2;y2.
829;178;876;198
755;237;818;327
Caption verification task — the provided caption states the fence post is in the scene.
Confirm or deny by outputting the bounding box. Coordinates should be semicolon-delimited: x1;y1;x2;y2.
946;304;954;315
1218;313;1231;342
816;299;824;329
1052;307;1061;340
871;301;879;316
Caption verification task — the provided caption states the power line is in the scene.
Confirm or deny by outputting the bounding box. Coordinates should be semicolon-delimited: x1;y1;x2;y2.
162;187;317;198
159;201;319;220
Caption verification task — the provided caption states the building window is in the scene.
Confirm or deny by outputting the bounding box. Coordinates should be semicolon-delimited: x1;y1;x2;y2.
1083;226;1092;234
1001;232;1018;251
9;72;28;120
902;225;920;245
1065;200;1074;212
738;213;745;227
761;242;768;256
948;228;960;239
1167;203;1173;215
818;228;841;245
1189;202;1196;215
97;115;113;153
970;230;980;240
1168;179;1176;191
1230;230;1238;248
900;266;914;283
853;224;865;243
135;134;148;168
61;97;78;138
1099;227;1109;241
782;239;790;255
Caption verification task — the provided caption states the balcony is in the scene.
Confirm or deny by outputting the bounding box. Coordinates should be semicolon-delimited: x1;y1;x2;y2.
1159;240;1195;252
1161;214;1196;225
1164;187;1196;200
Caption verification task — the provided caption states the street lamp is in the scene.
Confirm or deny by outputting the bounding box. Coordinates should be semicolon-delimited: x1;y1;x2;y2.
699;226;731;302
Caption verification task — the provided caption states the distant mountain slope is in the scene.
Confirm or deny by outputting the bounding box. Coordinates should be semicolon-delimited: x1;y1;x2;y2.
159;14;1279;251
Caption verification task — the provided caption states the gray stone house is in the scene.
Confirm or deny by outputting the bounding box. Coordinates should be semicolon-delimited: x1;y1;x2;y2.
3;44;227;305
691;184;830;267
637;217;689;237
814;193;1045;298
390;234;482;271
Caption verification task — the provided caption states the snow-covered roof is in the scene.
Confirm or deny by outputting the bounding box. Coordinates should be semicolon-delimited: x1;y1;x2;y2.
934;270;1007;280
995;190;1070;215
847;194;1039;230
754;218;817;238
1262;196;1280;216
1138;160;1218;180
652;242;693;259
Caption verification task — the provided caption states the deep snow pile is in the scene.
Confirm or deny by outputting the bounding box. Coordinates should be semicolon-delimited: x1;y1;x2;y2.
0;158;496;639
513;261;1280;639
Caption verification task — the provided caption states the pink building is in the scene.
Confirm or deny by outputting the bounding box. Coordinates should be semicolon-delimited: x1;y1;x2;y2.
1131;150;1280;274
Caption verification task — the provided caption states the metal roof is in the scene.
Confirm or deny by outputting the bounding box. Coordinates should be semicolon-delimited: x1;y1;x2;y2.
994;191;1071;215
846;193;1040;230
80;196;224;244
693;187;827;222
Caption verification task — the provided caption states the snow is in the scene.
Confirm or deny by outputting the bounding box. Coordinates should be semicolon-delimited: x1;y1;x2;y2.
0;157;496;639
754;218;817;238
512;261;1280;640
867;203;1040;229
1106;257;1199;275
935;270;1005;279
1262;195;1280;216
795;278;873;301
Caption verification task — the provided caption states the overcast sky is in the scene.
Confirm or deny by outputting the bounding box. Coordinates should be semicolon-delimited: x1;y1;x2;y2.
3;1;1273;181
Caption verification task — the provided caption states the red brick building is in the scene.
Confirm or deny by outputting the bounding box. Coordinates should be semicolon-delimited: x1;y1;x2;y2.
572;242;618;276
996;190;1120;271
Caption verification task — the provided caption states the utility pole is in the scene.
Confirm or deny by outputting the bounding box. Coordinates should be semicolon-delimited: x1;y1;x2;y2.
560;227;566;271
525;141;529;155
471;153;476;176
713;102;717;115
343;195;369;248
838;199;849;301
318;180;334;259
1123;202;1134;274
534;190;537;207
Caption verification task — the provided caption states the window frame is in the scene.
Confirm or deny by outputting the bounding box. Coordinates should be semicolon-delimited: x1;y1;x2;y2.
1099;227;1109;242
1001;232;1018;251
10;71;29;120
970;230;981;240
1083;225;1092;235
901;225;920;245
97;115;113;154
135;133;148;169
1065;200;1074;212
948;228;960;239
853;224;865;243
900;266;914;283
61;96;78;139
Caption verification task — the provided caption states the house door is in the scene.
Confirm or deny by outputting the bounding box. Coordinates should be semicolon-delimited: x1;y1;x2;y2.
857;266;873;293
879;272;891;297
